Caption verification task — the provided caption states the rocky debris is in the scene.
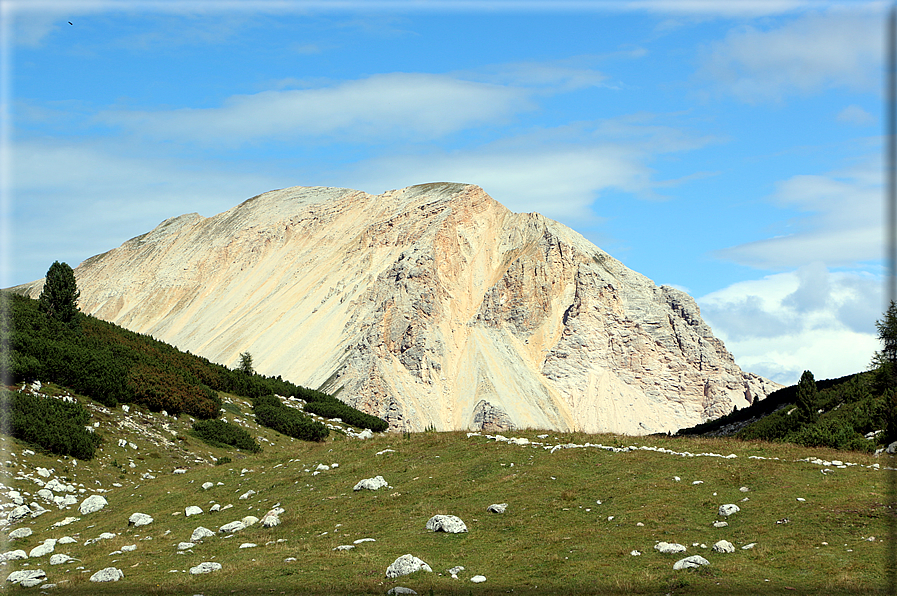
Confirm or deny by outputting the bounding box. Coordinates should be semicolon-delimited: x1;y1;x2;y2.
354;475;388;491
448;565;464;579
79;494;108;515
654;542;686;554
426;514;468;533
386;554;432;578
90;567;123;582
712;540;736;553
6;569;47;587
84;532;116;546
190;562;222;574
718;504;740;517
128;512;154;527
8;527;32;540
8;504;31;522
191;527;215;542
185;506;203;516
486;503;507;514
387;588;417;595
673;555;710;570
333;545;354;551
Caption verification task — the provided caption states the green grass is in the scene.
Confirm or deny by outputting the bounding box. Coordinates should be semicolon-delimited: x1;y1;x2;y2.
0;387;890;595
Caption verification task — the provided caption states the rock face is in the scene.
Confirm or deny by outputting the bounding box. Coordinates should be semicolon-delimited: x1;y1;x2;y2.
14;183;780;434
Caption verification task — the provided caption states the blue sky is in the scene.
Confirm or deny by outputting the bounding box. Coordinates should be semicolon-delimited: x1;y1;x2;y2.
1;0;887;385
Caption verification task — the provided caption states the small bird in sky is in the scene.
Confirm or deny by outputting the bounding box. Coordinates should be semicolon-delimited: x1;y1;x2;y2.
68;21;73;26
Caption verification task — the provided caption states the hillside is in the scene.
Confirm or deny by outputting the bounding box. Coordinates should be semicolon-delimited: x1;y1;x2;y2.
12;183;781;435
0;379;887;594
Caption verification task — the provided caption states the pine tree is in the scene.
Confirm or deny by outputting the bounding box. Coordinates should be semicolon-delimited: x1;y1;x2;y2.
38;261;80;326
237;352;254;375
796;370;818;425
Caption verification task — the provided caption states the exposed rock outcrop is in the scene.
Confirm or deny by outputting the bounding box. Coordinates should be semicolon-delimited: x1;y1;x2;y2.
13;183;780;434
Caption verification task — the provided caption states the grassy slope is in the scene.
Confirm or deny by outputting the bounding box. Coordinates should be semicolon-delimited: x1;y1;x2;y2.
0;383;889;595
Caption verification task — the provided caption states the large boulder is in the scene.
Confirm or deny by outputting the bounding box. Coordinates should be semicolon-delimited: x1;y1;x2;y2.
185;506;203;517
353;476;388;491
8;527;32;540
426;515;468;533
712;540;736;553
128;512;153;527
6;569;47;587
79;495;108;515
29;539;56;558
191;526;216;542
673;555;710;570
90;567;123;582
654;542;686;554
218;521;245;534
718;504;740;517
190;562;222;574
386;554;432;578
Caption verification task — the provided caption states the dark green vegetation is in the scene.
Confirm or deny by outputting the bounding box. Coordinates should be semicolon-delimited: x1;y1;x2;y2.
0;389;100;460
191;418;261;453
1;285;388;456
679;303;896;454
38;260;80;326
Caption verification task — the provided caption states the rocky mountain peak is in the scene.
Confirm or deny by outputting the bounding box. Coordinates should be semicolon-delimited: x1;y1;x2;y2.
14;183;780;434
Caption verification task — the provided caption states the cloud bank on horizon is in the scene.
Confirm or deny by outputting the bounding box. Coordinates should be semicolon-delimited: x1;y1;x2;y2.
2;0;887;386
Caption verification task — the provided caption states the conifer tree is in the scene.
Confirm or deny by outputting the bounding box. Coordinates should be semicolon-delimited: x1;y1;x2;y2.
38;261;80;326
796;370;818;425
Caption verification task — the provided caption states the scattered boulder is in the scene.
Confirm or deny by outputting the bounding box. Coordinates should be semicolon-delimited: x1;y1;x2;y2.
185;506;203;517
90;567;123;582
190;562;222;574
333;545;354;551
261;510;282;528
387;588;417;595
239;543;258;549
177;542;195;551
471;575;487;583
191;527;216;542
654;542;686;554
718;504;740;517
0;550;28;562
486;503;507;514
8;505;31;522
386;554;432;578
49;553;75;565
79;495;108;515
712;540;735;554
6;569;47;587
673;555;710;570
29;539;56;558
241;515;259;527
202;482;214;490
354;476;388;491
128;512;154;527
8;527;32;540
219;521;245;534
426;514;468;533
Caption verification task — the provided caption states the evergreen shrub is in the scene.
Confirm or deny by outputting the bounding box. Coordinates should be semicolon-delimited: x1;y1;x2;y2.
192;419;261;453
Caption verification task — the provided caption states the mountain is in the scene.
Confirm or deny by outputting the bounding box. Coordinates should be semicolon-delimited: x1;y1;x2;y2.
13;182;781;434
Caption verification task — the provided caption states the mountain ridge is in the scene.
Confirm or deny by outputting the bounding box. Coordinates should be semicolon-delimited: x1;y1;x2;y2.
13;183;781;433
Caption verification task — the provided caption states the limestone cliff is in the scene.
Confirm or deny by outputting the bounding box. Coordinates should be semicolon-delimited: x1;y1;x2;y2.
14;183;781;433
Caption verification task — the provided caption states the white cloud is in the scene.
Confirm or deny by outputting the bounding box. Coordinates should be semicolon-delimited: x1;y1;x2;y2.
697;8;882;103
837;104;876;126
98;73;536;146
698;263;882;385
714;158;881;269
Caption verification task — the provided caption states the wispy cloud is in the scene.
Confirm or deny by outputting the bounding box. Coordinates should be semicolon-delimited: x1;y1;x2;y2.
697;8;882;103
837;104;876;126
713;157;881;269
698;262;882;385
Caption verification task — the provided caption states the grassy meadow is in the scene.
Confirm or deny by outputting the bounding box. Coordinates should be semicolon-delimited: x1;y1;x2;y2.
0;384;891;595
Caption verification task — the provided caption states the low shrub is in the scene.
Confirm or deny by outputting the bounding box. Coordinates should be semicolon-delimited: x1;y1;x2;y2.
192;419;261;453
253;394;328;442
303;400;388;432
0;390;101;460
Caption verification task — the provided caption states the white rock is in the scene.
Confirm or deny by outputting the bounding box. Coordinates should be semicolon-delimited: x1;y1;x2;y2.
471;575;487;583
210;504;221;512
29;539;56;558
630;550;641;556
202;482;214;490
316;464;330;471
50;553;75;565
353;475;388;491
219;521;245;534
261;512;281;528
239;490;256;500
90;567;123;582
712;521;728;528
742;543;757;550
487;503;507;514
718;504;740;517
79;494;108;515
241;515;259;527
6;569;47;587
191;527;216;542
128;512;154;527
8;504;31;522
9;527;32;540
712;540;735;553
426;514;468;533
386;554;432;578
173;468;187;474
185;506;203;516
190;561;222;574
0;550;28;562
333;545;354;551
177;542;196;551
121;544;136;552
239;543;258;549
57;537;76;545
654;542;686;554
36;467;50;478
673;555;710;570
387;588;417;595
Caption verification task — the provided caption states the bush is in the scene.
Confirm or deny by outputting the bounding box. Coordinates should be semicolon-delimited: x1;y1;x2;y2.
0;390;101;460
253;394;328;442
192;419;261;453
303;400;388;432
